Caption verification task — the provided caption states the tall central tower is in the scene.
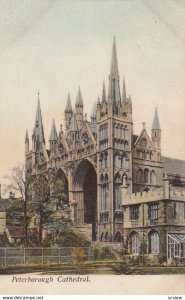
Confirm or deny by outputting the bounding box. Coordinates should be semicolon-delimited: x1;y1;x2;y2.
97;38;133;242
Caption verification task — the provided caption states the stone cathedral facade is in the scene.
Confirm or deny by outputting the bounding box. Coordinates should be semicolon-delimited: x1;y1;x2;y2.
25;38;185;261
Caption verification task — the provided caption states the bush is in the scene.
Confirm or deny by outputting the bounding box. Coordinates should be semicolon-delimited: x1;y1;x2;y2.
93;245;116;261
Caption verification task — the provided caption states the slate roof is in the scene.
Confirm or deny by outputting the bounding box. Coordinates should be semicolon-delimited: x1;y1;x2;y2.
162;156;185;177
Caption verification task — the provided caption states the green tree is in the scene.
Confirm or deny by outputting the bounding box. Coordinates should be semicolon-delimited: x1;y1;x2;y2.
5;165;35;246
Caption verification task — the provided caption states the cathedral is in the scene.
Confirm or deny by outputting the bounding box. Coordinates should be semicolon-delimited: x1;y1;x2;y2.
25;38;185;262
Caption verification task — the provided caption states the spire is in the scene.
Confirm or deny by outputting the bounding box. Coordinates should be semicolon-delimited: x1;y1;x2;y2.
49;119;58;141
65;93;72;111
122;76;127;105
25;130;29;142
35;92;45;144
70;112;78;131
152;107;161;130
102;81;106;103
108;36;121;105
76;86;83;106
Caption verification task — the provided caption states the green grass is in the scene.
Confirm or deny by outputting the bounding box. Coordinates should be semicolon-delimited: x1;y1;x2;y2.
1;261;185;275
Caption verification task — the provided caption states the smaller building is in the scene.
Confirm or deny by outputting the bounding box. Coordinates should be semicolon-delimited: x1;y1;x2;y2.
122;173;185;264
6;227;38;244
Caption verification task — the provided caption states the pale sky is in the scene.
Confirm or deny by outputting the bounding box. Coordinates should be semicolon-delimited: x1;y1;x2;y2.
0;0;185;189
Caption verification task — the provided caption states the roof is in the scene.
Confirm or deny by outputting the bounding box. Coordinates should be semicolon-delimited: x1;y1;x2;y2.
133;135;138;145
168;233;185;244
89;122;97;134
162;156;185;177
7;227;38;238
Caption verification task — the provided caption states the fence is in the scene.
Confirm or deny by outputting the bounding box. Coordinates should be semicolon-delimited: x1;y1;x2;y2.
0;247;93;267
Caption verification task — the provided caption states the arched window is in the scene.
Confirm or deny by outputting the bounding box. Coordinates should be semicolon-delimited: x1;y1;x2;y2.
137;169;143;182
115;153;120;168
130;232;140;254
100;175;109;211
146;151;150;160
151;170;157;185
144;169;149;183
149;231;159;254
114;231;122;242
114;174;122;210
101;232;104;242
105;232;109;242
121;154;128;169
125;126;129;140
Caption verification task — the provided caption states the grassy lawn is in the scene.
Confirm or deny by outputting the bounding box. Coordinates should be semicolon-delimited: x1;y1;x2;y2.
1;261;185;275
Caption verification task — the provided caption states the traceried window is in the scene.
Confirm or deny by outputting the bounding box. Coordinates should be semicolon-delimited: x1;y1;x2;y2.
130;206;139;220
148;203;159;219
100;174;109;211
137;169;143;182
130;232;140;254
151;170;157;185
149;231;159;254
144;169;149;183
114;174;122;210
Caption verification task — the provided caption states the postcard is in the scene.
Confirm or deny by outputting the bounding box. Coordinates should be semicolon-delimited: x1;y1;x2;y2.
0;0;185;297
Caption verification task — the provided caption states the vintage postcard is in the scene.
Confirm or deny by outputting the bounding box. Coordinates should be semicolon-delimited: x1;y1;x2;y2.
0;0;185;297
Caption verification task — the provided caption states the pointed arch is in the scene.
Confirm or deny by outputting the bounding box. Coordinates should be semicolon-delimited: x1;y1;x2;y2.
73;159;97;240
114;231;122;242
148;230;159;254
129;231;140;254
55;168;69;205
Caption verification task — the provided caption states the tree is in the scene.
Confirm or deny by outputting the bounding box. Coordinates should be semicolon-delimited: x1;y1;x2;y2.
31;170;68;243
5;165;35;246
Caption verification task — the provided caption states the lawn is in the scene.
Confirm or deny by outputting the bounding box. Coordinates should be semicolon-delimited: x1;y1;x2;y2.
1;260;185;275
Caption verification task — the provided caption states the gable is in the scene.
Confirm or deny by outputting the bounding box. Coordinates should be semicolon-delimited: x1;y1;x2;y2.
134;128;153;150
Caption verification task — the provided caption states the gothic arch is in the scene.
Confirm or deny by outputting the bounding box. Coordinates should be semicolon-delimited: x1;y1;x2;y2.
129;231;140;254
73;159;97;240
73;159;97;189
55;168;69;204
148;230;159;254
114;231;122;242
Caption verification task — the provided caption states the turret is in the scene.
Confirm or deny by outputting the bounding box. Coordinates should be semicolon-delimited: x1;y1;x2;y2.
65;93;73;131
75;87;83;125
49;119;58;157
152;107;161;150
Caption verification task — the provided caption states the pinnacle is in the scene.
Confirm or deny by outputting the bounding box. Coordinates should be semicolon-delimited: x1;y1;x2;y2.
152;107;161;130
65;93;72;111
49;119;58;141
76;86;83;106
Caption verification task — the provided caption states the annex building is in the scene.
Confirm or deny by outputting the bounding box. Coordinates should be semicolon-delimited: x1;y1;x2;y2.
25;38;185;263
